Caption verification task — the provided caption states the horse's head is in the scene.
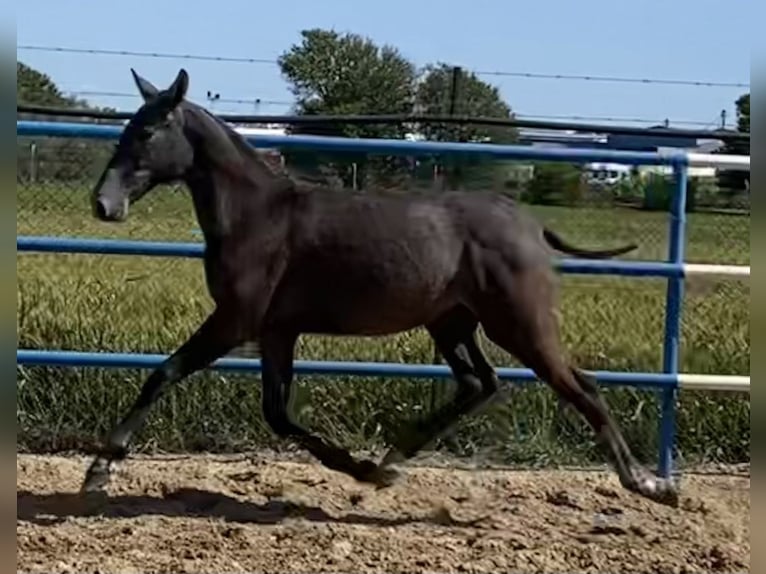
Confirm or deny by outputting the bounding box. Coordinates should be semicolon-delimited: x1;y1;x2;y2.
91;68;194;221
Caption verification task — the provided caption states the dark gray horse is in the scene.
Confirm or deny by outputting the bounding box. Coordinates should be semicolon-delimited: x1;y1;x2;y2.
83;68;678;507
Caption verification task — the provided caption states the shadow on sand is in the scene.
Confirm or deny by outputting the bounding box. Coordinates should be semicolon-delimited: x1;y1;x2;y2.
17;488;477;529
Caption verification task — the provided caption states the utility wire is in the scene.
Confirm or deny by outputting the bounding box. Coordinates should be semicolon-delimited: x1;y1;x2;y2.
475;69;749;88
60;88;736;128
18;44;750;89
66;89;292;107
510;113;730;128
18;45;276;65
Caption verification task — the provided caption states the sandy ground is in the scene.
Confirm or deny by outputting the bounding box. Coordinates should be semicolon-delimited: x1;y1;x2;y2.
17;453;749;573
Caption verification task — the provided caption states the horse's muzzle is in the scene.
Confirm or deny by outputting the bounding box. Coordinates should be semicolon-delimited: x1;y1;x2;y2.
94;196;128;222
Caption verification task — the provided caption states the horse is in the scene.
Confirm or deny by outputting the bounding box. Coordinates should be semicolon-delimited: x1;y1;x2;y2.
83;67;678;508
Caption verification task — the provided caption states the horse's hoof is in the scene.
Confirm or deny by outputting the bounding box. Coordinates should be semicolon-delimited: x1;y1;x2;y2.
379;448;406;468
353;459;379;479
80;466;110;494
367;461;403;489
353;460;401;489
629;471;679;508
651;479;679;508
371;465;402;490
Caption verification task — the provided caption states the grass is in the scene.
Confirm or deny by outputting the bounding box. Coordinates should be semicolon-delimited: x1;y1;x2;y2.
16;182;750;469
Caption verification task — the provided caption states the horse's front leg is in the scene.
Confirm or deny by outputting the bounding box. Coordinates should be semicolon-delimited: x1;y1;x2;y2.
259;330;398;486
81;306;243;493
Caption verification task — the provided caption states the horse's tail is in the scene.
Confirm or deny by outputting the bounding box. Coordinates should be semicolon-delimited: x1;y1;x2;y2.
542;227;637;259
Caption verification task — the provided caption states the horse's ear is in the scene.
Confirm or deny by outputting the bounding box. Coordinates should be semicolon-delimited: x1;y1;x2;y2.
167;69;189;107
131;69;160;102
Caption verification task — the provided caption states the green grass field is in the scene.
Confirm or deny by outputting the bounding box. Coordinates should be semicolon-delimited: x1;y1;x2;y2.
16;182;750;468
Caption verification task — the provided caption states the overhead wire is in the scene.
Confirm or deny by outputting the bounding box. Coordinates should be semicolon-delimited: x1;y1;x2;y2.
18;44;750;89
61;89;736;128
18;44;747;133
64;89;293;108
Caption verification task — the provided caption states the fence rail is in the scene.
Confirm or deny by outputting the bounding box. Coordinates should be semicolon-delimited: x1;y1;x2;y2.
16;120;691;165
15;119;751;479
18;120;751;170
16;349;750;393
17;106;753;142
17;236;750;279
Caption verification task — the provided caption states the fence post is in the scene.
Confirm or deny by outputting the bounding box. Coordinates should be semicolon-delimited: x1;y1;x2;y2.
658;162;688;478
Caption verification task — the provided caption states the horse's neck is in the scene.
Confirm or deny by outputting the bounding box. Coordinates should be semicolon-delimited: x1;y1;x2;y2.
185;167;261;246
186;103;277;183
183;105;285;244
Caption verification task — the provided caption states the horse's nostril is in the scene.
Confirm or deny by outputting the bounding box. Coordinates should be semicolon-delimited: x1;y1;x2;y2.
95;200;108;220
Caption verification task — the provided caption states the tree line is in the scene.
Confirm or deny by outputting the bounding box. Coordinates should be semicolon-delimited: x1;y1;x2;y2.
17;29;750;207
715;93;749;199
276;29;519;190
17;62;118;184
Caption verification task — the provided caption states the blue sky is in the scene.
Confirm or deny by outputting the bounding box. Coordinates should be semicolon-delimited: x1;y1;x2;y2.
17;0;754;128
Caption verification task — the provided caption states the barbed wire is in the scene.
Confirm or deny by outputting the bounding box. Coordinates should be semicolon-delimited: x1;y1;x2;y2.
60;88;736;128
474;68;749;88
66;89;292;108
501;113;726;128
18;44;751;89
18;45;277;65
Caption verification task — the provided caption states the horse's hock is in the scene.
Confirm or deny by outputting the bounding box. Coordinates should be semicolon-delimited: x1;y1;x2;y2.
17;453;749;573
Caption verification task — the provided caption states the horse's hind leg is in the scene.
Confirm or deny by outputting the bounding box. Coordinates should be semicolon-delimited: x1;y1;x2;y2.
379;305;510;469
478;267;679;507
259;330;396;486
81;306;241;493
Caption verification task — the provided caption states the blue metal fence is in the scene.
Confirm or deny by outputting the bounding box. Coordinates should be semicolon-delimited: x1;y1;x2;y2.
17;119;697;478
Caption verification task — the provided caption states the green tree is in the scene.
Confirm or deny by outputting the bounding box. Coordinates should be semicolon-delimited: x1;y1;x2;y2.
17;61;117;184
414;64;517;191
735;93;750;133
415;63;515;143
17;62;74;107
277;29;417;189
715;92;750;206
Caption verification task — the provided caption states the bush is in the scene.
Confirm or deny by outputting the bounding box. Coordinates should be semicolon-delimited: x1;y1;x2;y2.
612;173;644;205
523;162;585;206
641;173;697;213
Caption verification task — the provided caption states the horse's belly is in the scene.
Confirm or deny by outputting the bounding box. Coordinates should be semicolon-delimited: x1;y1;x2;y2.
333;293;454;334
278;272;460;335
272;236;466;334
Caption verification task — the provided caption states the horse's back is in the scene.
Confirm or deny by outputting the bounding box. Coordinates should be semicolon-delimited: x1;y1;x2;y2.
290;187;550;288
444;191;552;268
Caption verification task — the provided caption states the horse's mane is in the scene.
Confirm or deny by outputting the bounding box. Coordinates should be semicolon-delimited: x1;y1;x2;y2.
183;102;447;199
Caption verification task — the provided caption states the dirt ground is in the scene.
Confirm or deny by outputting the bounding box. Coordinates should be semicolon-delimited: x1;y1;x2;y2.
17;453;749;573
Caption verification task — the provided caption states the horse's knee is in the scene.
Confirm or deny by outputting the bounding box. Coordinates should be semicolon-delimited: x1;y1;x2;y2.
453;371;487;404
547;368;609;429
453;357;501;407
478;371;500;397
572;367;600;397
